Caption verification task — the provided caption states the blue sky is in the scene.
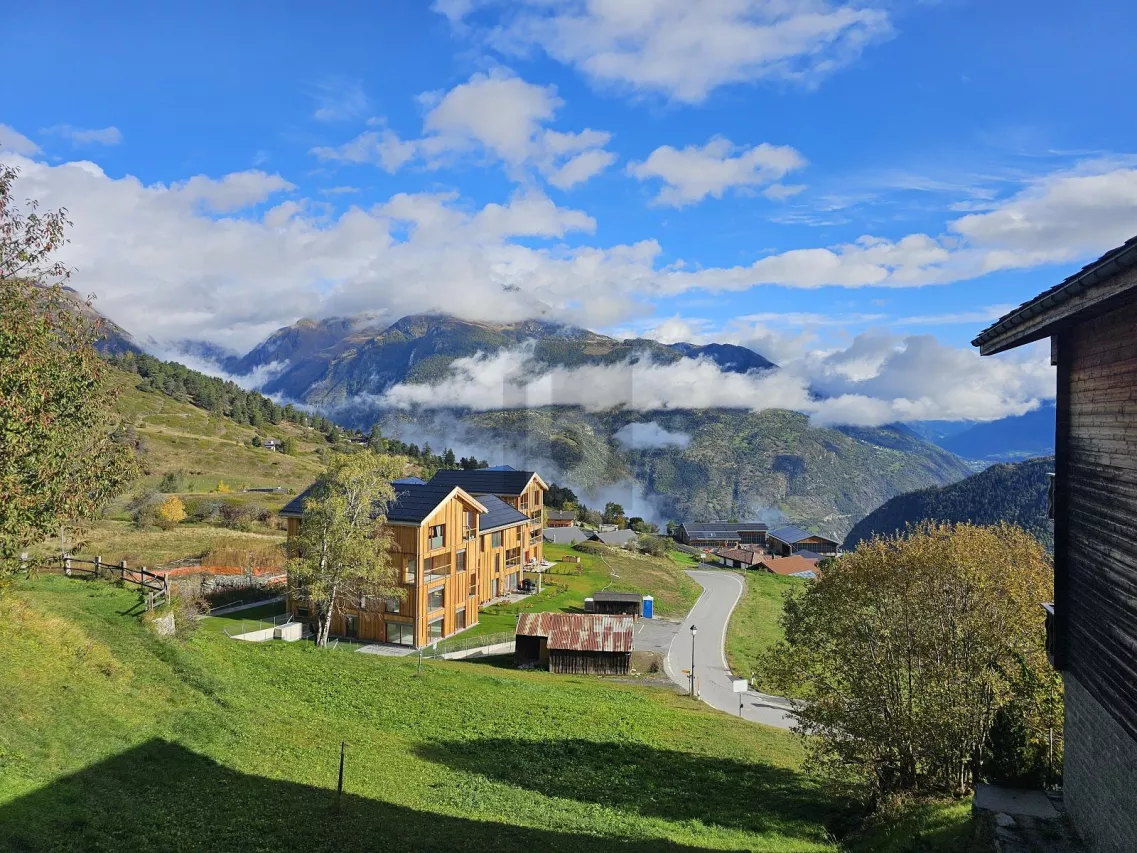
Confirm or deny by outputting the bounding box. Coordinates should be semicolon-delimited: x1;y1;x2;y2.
4;1;1136;420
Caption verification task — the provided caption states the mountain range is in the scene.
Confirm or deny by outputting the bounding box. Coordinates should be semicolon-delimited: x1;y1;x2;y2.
843;457;1053;550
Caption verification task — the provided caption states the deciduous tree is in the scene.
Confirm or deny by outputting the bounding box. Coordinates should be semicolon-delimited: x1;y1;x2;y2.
155;496;187;529
759;522;1056;799
288;453;404;647
0;163;138;584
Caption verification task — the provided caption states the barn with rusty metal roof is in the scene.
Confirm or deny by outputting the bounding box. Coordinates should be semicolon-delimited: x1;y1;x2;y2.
514;613;634;675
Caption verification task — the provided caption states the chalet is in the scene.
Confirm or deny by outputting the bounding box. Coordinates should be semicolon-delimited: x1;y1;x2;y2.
546;509;576;528
281;481;486;648
714;547;764;569
754;554;820;579
262;439;282;451
973;235;1137;853
588;529;638;548
676;522;768;547
473;494;531;600
585;591;643;616
428;467;548;569
767;526;838;557
515;612;634;675
543;526;588;546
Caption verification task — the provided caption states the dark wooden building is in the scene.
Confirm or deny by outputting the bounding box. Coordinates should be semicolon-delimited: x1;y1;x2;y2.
767;526;839;557
515;612;634;675
676;522;768;547
585;591;643;616
974;235;1137;853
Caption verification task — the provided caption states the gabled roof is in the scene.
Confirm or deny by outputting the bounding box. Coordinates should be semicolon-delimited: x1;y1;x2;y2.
769;526;837;545
795;549;825;561
428;468;547;497
592;592;643;604
478;494;529;532
683;530;742;541
543;526;587;544
714;547;763;565
515;613;634;653
590;529;638;546
280;481;485;525
973;235;1137;355
681;521;768;534
546;509;576;521
757;555;821;578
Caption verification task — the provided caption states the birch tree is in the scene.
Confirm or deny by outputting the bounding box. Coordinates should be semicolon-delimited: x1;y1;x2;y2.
288;453;403;647
759;522;1055;799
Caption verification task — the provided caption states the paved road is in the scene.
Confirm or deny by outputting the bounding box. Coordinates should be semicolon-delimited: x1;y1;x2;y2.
664;569;797;730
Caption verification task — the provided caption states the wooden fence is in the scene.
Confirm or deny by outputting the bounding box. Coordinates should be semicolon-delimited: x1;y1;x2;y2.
30;555;169;609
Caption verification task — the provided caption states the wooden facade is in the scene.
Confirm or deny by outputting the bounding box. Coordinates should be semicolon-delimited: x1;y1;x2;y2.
285;472;548;648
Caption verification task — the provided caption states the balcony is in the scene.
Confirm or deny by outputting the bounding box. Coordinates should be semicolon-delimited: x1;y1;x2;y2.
1043;602;1059;668
428;534;445;551
463;527;476;541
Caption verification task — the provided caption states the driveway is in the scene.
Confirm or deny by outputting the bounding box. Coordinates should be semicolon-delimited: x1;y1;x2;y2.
664;569;796;730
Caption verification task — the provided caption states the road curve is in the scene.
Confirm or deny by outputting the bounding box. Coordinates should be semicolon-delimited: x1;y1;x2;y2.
664;569;796;730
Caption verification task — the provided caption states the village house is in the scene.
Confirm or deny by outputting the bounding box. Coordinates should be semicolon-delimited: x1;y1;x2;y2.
515;612;634;675
262;438;282;451
545;509;576;528
766;526;839;557
973;235;1137;853
754;554;821;580
713;547;764;569
675;521;768;547
282;466;549;648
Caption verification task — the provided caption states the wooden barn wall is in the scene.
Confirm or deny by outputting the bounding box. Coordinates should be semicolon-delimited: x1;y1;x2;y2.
549;650;631;676
1064;297;1137;740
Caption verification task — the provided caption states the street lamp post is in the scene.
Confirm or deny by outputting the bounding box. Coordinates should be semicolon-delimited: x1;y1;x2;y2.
689;625;698;697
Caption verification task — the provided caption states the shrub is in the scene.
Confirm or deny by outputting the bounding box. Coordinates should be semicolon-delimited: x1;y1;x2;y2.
215;481;232;494
128;489;162;527
184;497;221;524
155;496;187;529
157;470;186;493
573;541;606;556
638;534;669;557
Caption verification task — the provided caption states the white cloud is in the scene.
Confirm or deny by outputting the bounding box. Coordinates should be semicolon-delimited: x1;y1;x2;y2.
311;77;370;121
613;421;691;449
629;137;806;207
0;151;658;349
312;69;615;188
436;0;894;103
42;125;123;146
0;124;41;155
379;335;1054;426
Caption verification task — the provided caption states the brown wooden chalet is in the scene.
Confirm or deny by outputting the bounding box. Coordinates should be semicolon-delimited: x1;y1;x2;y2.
515;612;634;675
282;467;547;649
973;235;1137;853
545;509;576;528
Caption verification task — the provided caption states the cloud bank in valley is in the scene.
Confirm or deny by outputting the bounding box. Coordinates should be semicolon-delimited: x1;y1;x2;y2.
613;421;692;450
378;335;1053;427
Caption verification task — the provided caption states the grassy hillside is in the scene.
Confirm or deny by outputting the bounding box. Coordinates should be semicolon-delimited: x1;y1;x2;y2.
843;457;1053;550
2;575;843;852
725;571;804;694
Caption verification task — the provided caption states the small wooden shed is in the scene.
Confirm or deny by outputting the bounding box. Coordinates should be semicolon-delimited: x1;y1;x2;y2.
515;613;634;675
584;591;644;616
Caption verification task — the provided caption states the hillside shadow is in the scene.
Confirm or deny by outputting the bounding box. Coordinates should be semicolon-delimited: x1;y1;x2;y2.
0;739;740;853
416;737;846;841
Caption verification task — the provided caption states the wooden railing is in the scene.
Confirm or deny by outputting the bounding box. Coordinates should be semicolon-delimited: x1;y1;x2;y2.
29;555;169;609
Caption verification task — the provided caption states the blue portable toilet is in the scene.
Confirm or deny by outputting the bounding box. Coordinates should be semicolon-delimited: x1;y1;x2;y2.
642;595;654;619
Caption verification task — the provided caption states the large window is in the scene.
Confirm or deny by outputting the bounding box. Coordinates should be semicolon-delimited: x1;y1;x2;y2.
344;615;359;639
428;618;444;642
425;554;450;578
520;495;529;511
491;531;502;549
427;587;445;612
428;524;445;550
455;607;466;631
463;511;475;540
404;556;417;585
386;622;413;646
385;596;401;615
456;550;466;574
506;547;521;568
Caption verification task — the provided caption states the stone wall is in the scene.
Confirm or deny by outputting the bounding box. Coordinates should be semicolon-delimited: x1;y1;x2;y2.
1063;674;1137;853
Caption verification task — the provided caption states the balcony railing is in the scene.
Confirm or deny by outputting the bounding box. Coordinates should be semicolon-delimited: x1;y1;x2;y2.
428;535;445;550
463;527;476;541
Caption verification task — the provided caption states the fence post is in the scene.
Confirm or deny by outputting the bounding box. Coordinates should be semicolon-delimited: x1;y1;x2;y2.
64;556;72;577
94;556;102;579
120;560;128;585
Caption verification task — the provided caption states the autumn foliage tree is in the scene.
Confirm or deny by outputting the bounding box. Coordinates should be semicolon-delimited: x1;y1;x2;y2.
759;522;1057;799
155;496;187;529
0;163;138;584
288;453;404;647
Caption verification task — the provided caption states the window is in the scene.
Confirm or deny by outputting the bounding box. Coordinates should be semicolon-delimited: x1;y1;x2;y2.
520;495;529;511
426;554;450;578
297;606;309;619
359;593;371;609
469;571;477;597
463;511;476;540
428;524;445;550
428;587;445;612
344;615;359;639
428;618;444;642
455;607;466;630
385;596;401;615
456;550;466;573
491;531;502;549
386;621;413;646
405;556;417;585
495;553;501;573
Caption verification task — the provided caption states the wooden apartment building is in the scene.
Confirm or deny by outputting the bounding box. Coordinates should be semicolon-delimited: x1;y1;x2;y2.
281;467;547;648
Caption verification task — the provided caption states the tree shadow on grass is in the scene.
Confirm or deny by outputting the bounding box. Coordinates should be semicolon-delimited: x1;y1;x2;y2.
0;739;739;853
416;737;849;843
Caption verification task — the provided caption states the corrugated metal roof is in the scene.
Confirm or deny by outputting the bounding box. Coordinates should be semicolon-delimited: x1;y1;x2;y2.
593;591;643;603
972;234;1137;352
515;613;634;653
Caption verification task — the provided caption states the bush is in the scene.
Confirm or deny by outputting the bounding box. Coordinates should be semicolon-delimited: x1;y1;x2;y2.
128;489;163;527
184;497;222;524
638;534;669;557
573;541;606;556
157;470;187;493
155;496;187;529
